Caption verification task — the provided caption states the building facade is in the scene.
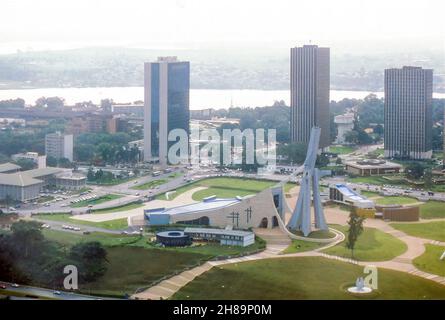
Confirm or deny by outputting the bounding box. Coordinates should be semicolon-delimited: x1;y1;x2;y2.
45;131;74;161
334;113;355;144
290;45;330;149
143;56;190;166
384;66;433;159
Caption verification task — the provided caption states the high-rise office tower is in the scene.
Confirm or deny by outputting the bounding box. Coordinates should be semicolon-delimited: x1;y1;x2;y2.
384;66;433;159
143;57;190;165
290;45;330;149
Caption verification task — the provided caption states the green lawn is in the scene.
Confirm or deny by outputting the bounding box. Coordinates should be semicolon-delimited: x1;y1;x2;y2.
413;244;445;277
172;257;445;300
131;179;167;191
282;240;327;254
390;221;445;242
330;146;357;155
42;229;140;247
375;196;418;206
360;191;380;198
420;201;445;219
70;194;123;208
81;246;209;297
34;213;128;230
284;182;298;193
292;229;337;239
323;225;407;261
157;177;277;201
91;202;144;214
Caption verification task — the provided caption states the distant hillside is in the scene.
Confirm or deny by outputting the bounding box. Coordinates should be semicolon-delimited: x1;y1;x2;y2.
0;47;443;92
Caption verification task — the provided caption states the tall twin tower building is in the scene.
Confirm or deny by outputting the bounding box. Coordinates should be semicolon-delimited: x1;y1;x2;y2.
290;45;330;150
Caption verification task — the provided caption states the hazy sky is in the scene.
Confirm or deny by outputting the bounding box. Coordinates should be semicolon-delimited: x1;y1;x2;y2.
0;0;444;52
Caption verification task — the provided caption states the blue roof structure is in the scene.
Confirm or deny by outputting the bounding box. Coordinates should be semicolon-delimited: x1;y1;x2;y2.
144;196;242;225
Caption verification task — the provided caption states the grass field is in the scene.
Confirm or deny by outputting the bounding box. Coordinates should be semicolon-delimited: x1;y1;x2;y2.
172;257;445;300
156;177;277;201
390;221;445;242
34;213;128;230
323;225;407;261
81;246;209;297
359;190;380;198
91;202;143;214
282;239;327;254
330;146;357;155
375;196;418;206
413;244;445;277
131;179;167;190
419;201;445;219
42;229;140;247
70;194;123;208
292;229;337;239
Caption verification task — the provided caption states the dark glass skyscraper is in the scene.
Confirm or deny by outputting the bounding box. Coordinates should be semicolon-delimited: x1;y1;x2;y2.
290;45;330;149
144;57;190;165
384;66;433;159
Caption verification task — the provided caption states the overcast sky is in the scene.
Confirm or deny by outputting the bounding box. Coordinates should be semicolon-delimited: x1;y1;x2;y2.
0;0;443;53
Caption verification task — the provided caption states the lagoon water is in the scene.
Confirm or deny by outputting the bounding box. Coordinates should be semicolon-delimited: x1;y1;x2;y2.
0;87;444;110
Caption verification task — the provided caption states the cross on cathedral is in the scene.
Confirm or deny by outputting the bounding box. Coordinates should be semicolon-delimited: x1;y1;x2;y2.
245;207;252;223
227;211;240;227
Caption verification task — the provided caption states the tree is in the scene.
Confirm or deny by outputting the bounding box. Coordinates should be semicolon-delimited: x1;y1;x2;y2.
58;157;72;168
69;242;108;282
424;169;433;189
344;131;359;144
10;221;45;258
87;168;95;181
46;156;57;167
346;211;365;259
405;163;425;180
14;158;36;170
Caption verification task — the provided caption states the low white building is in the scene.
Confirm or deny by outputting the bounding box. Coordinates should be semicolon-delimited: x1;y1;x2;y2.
184;227;255;247
334;113;355;144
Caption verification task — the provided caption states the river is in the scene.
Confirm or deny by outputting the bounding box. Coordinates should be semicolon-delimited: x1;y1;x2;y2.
0;87;444;110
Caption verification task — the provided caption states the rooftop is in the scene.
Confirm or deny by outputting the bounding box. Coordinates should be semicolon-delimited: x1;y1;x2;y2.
184;227;254;237
145;197;242;217
0;172;43;187
345;159;402;170
0;162;21;173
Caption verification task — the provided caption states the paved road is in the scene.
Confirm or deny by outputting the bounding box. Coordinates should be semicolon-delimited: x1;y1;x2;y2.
0;281;117;300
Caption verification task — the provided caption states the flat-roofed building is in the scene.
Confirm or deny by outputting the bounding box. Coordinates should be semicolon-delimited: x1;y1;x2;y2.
290;45;330;149
45;131;73;161
184;227;255;247
0;167;86;201
345;159;402;176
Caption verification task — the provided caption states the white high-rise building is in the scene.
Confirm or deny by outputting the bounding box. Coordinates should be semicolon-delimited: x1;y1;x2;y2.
45;132;73;162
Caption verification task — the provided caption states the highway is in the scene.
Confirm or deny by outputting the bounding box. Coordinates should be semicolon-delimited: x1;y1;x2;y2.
0;281;117;300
